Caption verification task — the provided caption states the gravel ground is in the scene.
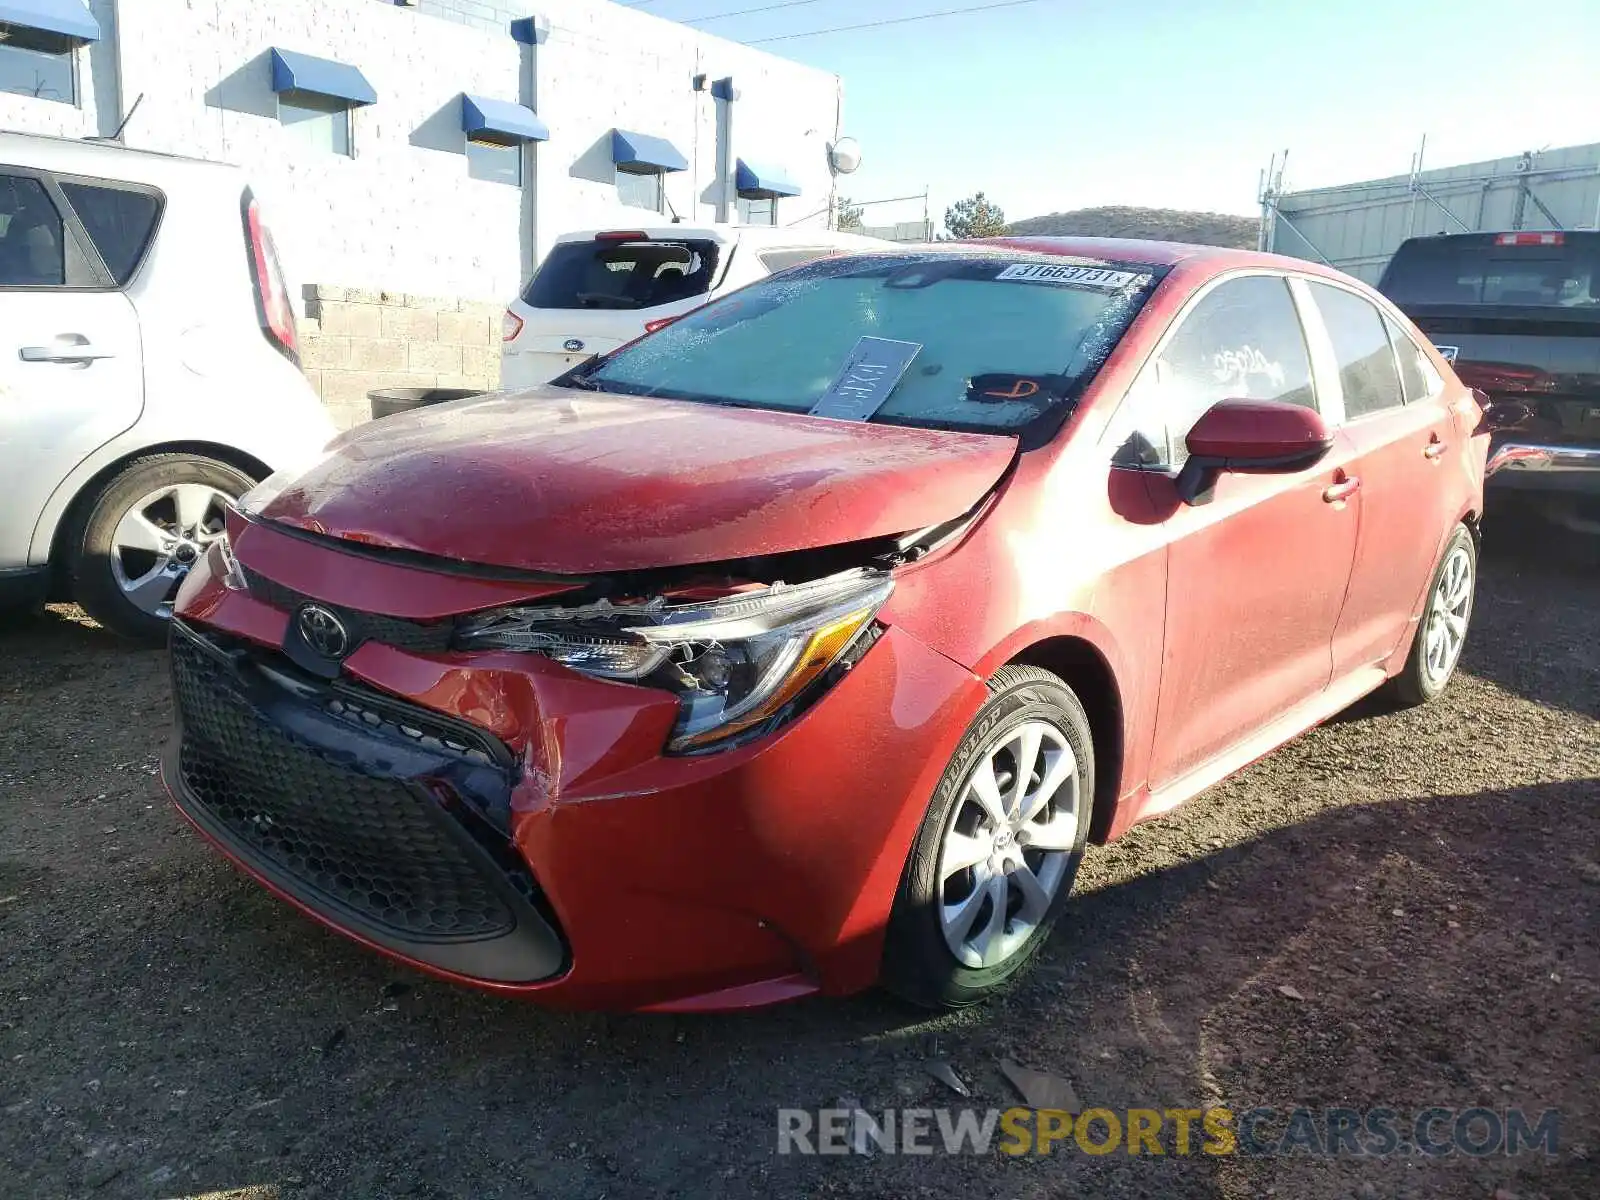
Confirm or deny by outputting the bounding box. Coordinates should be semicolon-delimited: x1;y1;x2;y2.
2;513;1596;1200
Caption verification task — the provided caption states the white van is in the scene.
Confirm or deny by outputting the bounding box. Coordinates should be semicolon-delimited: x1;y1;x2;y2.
500;225;890;387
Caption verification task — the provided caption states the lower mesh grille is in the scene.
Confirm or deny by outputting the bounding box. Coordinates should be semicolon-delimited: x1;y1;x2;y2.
171;632;516;941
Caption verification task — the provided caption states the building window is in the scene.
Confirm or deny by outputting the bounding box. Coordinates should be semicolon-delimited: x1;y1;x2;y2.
467;139;522;186
737;196;777;226
0;43;76;104
616;168;663;213
280;93;353;156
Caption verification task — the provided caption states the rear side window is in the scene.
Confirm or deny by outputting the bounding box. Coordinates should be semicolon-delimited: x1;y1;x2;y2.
523;239;721;311
0;174;66;287
1383;314;1437;403
758;248;841;274
1307;282;1403;420
59;182;162;285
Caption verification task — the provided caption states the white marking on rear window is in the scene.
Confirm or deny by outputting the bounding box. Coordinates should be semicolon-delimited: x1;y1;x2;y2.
996;262;1145;289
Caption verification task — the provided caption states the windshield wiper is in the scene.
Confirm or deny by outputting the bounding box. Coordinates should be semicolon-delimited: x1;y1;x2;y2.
576;293;643;309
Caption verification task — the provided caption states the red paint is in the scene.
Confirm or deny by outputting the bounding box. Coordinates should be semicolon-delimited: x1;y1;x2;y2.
1184;399;1332;461
167;239;1488;1011
255;390;1019;574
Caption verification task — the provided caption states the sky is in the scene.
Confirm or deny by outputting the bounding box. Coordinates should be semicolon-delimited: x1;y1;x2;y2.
623;0;1600;231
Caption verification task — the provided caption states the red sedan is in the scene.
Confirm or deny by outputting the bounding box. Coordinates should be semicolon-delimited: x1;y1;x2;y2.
163;238;1488;1011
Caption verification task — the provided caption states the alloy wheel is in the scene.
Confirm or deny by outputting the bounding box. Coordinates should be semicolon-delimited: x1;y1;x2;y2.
1421;541;1473;688
109;484;233;619
938;719;1081;970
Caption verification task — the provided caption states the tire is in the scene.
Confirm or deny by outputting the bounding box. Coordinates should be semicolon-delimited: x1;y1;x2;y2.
882;665;1094;1009
67;454;256;643
1383;523;1477;708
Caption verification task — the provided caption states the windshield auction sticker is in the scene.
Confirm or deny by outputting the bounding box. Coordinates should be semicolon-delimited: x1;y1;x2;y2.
809;337;924;421
996;263;1145;289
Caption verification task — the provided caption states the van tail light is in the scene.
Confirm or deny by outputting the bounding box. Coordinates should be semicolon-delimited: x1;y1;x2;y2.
1494;232;1563;246
596;230;650;242
241;189;299;365
502;309;525;342
643;316;677;334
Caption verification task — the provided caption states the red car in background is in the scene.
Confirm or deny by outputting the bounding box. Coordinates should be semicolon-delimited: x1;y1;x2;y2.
162;238;1488;1012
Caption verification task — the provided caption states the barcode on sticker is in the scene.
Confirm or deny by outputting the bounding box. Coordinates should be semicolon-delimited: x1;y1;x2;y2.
996;263;1143;288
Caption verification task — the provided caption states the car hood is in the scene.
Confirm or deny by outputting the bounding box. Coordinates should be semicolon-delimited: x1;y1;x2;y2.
255;388;1018;575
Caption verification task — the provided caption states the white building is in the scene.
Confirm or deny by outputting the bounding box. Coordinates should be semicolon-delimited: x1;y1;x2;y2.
0;0;846;419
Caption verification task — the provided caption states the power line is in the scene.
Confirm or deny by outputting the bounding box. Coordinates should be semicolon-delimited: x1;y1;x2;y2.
747;0;1038;43
682;0;825;25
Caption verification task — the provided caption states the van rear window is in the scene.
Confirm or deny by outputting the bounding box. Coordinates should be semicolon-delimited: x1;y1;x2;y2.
1382;240;1600;308
523;239;720;311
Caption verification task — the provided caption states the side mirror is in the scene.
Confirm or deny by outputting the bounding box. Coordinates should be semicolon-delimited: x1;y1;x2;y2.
1175;399;1333;505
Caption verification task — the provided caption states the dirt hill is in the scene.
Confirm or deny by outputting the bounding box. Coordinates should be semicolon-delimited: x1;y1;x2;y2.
1006;205;1259;249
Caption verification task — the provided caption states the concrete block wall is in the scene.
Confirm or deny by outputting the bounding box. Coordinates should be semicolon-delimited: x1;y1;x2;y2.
299;285;505;429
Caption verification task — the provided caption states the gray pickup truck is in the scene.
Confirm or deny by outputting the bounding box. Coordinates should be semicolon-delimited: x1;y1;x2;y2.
1379;230;1600;532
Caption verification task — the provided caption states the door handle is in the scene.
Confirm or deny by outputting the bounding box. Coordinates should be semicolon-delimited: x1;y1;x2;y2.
19;337;115;365
1322;475;1361;504
1423;437;1448;460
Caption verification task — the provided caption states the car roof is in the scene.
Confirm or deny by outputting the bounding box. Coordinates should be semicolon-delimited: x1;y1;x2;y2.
553;224;891;250
824;235;1370;287
0;131;246;186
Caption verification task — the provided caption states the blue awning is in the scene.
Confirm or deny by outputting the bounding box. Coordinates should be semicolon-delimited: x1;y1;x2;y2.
270;48;377;108
735;159;801;199
461;94;549;145
0;0;100;43
611;129;688;174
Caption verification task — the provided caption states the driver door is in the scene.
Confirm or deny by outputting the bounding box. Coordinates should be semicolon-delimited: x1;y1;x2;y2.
1109;273;1362;791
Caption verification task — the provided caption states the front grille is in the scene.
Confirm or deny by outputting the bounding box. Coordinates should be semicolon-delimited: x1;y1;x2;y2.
242;567;455;653
171;632;515;941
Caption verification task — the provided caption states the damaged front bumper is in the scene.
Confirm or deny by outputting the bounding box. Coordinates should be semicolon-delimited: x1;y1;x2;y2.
161;515;987;1011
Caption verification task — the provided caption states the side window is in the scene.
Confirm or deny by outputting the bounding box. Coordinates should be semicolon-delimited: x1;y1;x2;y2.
1111;275;1316;468
0;174;67;287
1308;281;1404;419
59;182;162;286
1383;313;1439;403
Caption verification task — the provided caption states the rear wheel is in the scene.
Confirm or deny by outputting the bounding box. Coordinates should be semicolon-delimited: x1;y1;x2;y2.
882;665;1093;1009
67;455;254;643
1384;523;1476;707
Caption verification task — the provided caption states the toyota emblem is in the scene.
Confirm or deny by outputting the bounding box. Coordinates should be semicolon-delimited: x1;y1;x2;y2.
563;338;585;353
296;604;351;659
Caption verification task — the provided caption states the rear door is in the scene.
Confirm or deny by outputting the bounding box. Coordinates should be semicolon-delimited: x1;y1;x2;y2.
503;235;723;386
0;169;145;570
1301;279;1458;676
1108;273;1363;789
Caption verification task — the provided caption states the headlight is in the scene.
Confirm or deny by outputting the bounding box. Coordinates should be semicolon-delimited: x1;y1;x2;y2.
457;569;893;752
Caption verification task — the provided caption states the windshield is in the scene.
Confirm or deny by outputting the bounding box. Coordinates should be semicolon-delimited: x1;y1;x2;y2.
577;252;1159;435
1381;238;1600;308
523;238;721;311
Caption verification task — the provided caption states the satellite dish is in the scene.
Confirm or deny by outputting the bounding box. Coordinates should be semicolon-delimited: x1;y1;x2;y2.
828;137;862;176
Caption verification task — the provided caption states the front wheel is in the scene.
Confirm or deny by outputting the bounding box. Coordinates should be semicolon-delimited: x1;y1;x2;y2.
68;455;255;643
1384;522;1477;707
881;665;1094;1009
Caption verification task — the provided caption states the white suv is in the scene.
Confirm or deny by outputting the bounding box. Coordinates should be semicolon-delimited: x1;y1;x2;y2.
0;132;334;641
501;224;888;387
